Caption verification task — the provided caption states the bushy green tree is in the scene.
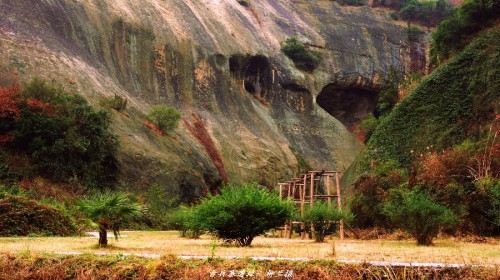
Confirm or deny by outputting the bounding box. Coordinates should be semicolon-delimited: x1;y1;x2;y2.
146;105;181;133
195;183;294;246
8;79;118;187
303;201;351;242
383;188;457;245
143;184;178;229
78;192;144;247
281;37;321;72
168;206;204;239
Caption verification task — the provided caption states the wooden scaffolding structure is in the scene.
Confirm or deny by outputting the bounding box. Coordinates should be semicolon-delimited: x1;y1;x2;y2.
278;170;344;240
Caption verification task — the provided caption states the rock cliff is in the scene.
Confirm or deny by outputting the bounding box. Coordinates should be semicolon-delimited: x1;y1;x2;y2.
0;0;425;201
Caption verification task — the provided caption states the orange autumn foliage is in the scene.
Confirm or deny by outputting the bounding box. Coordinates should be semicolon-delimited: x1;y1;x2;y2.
417;149;471;187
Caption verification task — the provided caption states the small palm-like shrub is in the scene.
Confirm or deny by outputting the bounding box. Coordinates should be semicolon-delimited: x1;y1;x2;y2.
281;37;321;72
195;183;294;246
383;188;457;245
78;192;144;247
0;195;77;236
303;201;351;242
146;105;181;134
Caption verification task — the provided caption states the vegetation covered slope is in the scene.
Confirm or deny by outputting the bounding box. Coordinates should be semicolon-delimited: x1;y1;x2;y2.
344;22;500;238
365;27;499;168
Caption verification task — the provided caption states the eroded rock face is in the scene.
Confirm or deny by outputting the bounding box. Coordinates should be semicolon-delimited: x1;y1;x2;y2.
317;85;379;131
0;0;425;200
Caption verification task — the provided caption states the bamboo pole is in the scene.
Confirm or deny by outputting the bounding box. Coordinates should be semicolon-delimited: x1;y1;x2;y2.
310;172;315;240
326;175;332;207
301;174;307;240
335;172;344;240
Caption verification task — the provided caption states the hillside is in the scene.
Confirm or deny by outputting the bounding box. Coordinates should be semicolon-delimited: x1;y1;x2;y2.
342;21;499;235
366;26;499;168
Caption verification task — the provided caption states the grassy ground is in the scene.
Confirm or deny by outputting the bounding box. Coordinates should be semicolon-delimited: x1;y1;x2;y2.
0;231;498;266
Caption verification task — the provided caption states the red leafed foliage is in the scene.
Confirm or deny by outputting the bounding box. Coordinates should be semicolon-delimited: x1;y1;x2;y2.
25;98;56;116
143;120;165;136
0;85;21;145
0;85;20;119
0;134;15;145
417;149;471;187
184;113;228;185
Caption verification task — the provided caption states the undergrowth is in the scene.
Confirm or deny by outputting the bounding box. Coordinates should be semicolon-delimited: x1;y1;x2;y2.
0;254;497;280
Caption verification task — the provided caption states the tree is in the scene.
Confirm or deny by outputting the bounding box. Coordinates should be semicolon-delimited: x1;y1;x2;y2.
146;105;181;134
303;201;351;242
383;188;457;245
195;183;294;246
7;79;119;187
168;206;204;239
78;192;143;247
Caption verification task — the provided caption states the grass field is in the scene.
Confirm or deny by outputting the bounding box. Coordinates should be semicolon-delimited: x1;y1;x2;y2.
0;231;498;266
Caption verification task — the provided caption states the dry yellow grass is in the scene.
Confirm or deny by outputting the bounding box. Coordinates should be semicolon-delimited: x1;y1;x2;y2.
0;231;498;265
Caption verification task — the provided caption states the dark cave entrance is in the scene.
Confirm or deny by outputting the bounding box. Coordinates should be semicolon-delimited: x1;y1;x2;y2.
316;84;379;130
229;54;273;97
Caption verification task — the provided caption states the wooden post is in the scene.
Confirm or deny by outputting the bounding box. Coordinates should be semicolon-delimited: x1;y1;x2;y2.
326;175;332;207
301;174;307;240
310;172;315;240
335;172;344;240
310;172;315;206
279;183;285;238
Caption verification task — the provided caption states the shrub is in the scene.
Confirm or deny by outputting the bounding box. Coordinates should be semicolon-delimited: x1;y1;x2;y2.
146;105;181;134
337;0;366;6
281;37;321;72
407;25;424;42
0;84;20;145
143;184;178;229
0;195;77;236
431;0;500;64
168;206;204;238
350;170;405;228
485;179;500;230
399;0;453;27
0;151;14;185
100;94;127;112
78;192;144;247
303;201;351;242
195;183;294;246
383;188;457;245
6;79;118;187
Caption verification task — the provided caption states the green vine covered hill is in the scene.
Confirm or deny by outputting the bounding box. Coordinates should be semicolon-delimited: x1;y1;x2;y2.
363;27;499;169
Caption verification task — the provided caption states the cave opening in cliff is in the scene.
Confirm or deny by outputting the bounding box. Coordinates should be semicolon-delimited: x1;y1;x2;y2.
316;84;379;131
229;54;273;97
